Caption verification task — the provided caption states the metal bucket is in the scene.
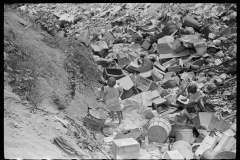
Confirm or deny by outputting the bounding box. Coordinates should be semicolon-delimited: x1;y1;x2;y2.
175;128;194;144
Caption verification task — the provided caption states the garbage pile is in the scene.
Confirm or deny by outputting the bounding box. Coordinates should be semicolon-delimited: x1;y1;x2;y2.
18;3;236;159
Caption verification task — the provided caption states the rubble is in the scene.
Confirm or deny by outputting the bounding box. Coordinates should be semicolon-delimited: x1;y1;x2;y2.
17;3;237;159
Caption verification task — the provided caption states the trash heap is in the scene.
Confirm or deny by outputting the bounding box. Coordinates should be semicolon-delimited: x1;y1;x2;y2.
18;3;236;159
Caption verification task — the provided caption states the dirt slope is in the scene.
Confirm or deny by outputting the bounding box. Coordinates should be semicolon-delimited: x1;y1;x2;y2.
4;9;105;159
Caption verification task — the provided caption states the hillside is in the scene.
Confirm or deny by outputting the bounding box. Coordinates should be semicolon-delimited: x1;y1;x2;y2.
4;7;106;159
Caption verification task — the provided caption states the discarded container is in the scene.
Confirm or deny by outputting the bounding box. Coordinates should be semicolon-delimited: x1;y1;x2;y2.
136;75;152;91
162;24;177;35
195;136;217;158
83;111;107;132
171;140;194;159
148;117;171;143
201;149;236;159
183;16;200;31
112;138;140;159
117;53;130;66
213;132;236;152
103;68;125;80
152;97;167;110
175;128;194;144
156;105;167;113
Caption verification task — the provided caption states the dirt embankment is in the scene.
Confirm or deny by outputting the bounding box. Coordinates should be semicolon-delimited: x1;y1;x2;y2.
4;9;104;159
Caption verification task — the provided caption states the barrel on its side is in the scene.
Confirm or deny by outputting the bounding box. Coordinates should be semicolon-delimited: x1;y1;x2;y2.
148;117;171;143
